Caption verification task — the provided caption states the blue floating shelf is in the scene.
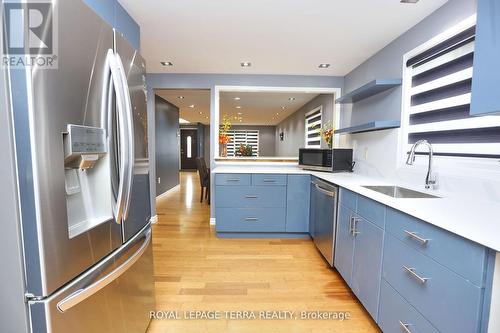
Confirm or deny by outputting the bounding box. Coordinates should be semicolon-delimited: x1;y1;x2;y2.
335;120;401;134
336;79;402;104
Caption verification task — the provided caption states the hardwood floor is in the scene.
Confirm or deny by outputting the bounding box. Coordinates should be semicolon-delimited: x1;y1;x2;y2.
148;171;380;333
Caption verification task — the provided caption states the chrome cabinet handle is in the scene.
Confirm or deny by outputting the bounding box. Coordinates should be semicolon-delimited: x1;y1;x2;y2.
351;217;361;236
349;216;353;234
399;321;414;333
227;178;240;182
404;230;429;245
57;229;151;312
262;179;276;183
314;184;336;197
245;195;258;199
244;217;259;221
403;265;428;284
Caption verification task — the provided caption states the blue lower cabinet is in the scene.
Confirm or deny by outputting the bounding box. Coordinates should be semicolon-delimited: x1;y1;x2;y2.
285;175;310;232
215;174;251;186
339;188;357;211
383;234;483;333
357;195;385;229
379;280;439;333
334;204;356;286
351;217;384;320
252;174;287;186
215;208;286;232
215;185;286;208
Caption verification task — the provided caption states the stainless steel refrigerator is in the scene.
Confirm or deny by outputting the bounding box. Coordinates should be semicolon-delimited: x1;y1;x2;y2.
7;0;155;332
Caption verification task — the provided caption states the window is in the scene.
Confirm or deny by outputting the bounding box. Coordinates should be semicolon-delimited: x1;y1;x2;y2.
226;130;259;157
305;107;322;148
403;23;500;159
186;136;192;158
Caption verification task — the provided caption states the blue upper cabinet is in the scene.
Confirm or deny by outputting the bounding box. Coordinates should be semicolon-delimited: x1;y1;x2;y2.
470;0;500;116
83;0;140;51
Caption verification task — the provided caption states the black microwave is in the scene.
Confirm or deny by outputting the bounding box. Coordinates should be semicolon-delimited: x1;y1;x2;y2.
298;148;354;172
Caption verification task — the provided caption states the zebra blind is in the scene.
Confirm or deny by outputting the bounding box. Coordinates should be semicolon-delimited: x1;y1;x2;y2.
405;25;500;158
305;107;322;148
226;130;259;157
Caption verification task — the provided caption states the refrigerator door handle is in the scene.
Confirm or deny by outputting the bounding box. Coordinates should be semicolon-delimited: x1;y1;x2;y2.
56;228;151;313
106;49;129;224
115;53;135;221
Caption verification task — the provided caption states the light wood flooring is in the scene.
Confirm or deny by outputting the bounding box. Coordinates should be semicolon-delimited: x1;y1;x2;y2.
147;171;380;333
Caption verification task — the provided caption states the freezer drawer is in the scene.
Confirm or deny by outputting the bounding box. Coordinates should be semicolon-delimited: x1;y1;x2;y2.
30;226;155;333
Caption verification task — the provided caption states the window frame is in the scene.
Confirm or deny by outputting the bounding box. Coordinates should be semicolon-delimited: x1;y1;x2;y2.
397;14;500;174
305;106;323;149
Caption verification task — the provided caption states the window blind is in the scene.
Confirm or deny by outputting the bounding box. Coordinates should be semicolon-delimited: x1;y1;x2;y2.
305;108;322;148
405;25;500;158
226;130;259;157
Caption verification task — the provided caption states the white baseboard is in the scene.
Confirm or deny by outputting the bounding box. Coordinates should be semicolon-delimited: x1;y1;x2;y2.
155;184;180;201
210;218;216;226
150;215;158;224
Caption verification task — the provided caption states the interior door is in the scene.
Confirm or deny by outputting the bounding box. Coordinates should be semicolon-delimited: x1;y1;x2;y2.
180;129;198;170
19;0;122;297
115;32;151;242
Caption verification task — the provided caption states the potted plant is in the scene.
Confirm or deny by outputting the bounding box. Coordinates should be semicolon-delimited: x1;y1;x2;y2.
238;144;253;157
219;115;232;157
321;121;334;149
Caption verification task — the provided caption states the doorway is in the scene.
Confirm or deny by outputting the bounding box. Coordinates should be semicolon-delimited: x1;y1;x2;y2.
180;128;198;170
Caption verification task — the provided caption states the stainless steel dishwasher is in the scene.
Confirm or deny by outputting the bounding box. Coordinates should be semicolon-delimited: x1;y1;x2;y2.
309;178;338;266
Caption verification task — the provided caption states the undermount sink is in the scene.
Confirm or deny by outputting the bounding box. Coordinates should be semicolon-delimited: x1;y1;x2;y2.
362;185;439;199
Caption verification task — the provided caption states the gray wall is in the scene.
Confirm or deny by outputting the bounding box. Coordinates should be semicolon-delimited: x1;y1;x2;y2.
275;94;335;156
155;95;180;196
146;74;344;217
203;125;210;163
343;0;476;128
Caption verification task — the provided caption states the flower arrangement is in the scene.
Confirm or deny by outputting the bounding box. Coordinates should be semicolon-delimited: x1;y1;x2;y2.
219;115;232;156
238;144;253;156
320;121;334;149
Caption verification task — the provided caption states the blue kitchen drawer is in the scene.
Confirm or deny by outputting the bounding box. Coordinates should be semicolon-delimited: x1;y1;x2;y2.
215;208;286;232
215;174;251;186
383;234;483;333
378;279;439;333
385;208;487;287
339;188;357;211
215;186;286;208
252;174;287;186
356;195;385;229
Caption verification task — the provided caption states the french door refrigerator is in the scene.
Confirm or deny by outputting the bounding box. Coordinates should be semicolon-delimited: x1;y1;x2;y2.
8;0;155;332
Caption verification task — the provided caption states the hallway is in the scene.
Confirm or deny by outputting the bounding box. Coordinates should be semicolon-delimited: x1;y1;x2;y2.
148;171;379;333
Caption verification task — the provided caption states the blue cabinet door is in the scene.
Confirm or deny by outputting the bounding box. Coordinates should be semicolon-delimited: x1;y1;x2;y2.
286;175;310;233
470;0;500;115
351;217;384;320
334;204;355;286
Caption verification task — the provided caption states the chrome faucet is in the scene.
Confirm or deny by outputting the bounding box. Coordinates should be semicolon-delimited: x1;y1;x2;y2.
406;140;438;190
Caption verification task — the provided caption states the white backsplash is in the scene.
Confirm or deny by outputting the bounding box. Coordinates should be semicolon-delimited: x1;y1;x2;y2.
344;130;500;203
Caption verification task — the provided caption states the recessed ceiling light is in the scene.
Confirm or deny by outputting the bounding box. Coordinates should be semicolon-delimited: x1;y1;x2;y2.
276;112;279;115
237;112;243;115
318;63;330;69
400;0;419;3
160;61;173;66
234;97;241;100
205;116;209;119
177;96;184;99
188;104;195;108
240;62;252;67
288;97;295;101
199;111;203;115
281;106;286;110
235;106;242;109
179;118;189;124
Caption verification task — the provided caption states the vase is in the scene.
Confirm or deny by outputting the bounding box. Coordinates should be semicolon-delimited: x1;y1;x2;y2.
220;143;228;157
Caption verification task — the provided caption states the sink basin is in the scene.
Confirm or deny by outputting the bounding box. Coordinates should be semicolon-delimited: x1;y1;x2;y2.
362;185;439;199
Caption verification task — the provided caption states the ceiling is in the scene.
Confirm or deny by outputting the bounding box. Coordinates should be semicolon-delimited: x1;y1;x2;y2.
119;0;448;76
156;89;211;124
220;91;320;125
155;89;322;125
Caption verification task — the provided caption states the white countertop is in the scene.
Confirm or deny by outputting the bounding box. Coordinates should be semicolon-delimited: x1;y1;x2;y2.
213;166;500;252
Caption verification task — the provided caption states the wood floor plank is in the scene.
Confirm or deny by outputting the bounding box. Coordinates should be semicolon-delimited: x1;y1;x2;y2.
148;171;380;333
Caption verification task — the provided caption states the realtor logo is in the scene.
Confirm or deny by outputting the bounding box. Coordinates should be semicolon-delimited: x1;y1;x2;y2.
1;0;58;68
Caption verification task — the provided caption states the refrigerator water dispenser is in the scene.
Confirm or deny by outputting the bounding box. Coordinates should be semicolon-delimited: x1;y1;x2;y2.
63;124;113;238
